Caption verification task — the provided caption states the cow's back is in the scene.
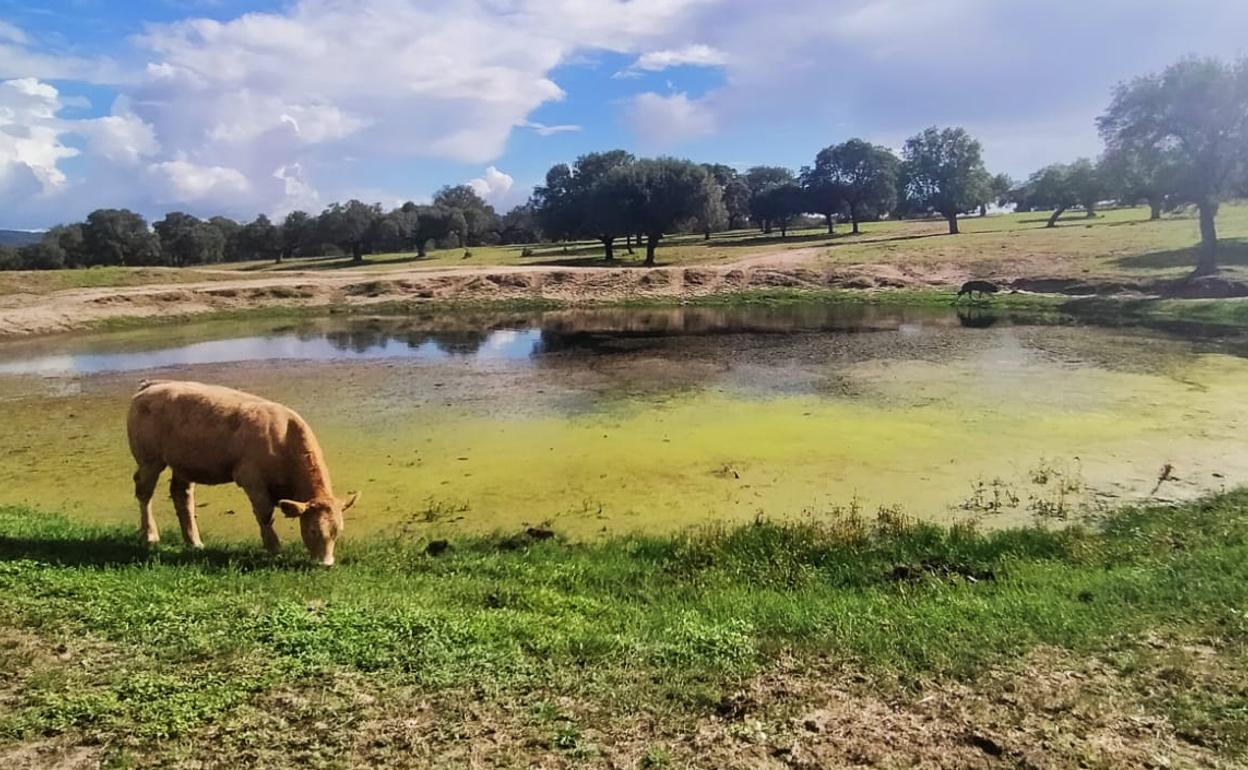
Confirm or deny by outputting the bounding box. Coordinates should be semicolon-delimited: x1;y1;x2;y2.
128;380;298;486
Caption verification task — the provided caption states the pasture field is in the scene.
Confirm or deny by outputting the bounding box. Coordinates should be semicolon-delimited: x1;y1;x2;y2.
3;204;1247;298
1;493;1246;768
218;203;1248;280
0;266;265;297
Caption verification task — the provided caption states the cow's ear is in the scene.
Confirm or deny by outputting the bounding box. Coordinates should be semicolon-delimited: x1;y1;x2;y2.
278;499;309;518
341;492;359;512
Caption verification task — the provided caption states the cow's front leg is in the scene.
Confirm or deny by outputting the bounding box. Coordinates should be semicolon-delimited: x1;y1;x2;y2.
133;463;164;545
170;475;204;549
248;492;281;555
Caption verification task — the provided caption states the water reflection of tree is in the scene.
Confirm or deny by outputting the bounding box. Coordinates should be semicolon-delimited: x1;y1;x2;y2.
426;332;489;355
300;305;1232;385
321;323;492;357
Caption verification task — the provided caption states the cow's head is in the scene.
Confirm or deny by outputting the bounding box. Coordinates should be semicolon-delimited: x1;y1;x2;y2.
277;493;359;566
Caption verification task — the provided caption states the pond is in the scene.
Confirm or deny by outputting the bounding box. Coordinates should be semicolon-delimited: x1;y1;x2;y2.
1;303;1246;540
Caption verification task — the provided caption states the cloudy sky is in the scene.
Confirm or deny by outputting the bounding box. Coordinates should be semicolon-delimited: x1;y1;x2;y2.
1;0;1246;229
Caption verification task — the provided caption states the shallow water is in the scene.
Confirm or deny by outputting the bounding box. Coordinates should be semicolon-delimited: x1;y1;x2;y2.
2;304;1247;541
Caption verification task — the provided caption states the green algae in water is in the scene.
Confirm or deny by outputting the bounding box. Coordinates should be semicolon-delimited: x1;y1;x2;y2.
1;306;1246;542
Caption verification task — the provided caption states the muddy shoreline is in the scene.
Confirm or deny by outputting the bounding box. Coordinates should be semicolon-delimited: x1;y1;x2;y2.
2;258;1247;339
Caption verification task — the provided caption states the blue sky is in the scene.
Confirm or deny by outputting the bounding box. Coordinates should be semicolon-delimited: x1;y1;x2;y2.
1;0;1247;229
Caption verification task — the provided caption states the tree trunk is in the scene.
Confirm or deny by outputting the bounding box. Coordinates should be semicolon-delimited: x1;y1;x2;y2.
352;242;364;263
1195;200;1219;275
601;237;615;262
417;240;428;258
826;214;835;235
704;228;711;241
1149;200;1162;220
945;212;959;235
644;234;659;267
1046;207;1068;228
851;218;861;235
780;222;788;238
1084;204;1096;218
979;204;988;217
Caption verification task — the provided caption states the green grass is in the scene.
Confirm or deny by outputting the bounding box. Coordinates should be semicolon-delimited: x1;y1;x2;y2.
0;266;267;296
2;492;1247;764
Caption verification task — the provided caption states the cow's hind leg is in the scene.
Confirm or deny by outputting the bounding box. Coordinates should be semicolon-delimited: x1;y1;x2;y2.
133;463;164;545
170;475;204;549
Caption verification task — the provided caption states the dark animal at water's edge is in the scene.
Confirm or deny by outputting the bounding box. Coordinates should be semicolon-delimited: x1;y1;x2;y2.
126;379;359;566
957;280;1001;300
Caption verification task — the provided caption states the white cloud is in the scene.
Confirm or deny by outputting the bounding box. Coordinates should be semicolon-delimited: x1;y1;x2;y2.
0;21;28;45
149;160;251;203
0;0;714;225
0;78;78;192
468;166;515;203
629;91;716;148
271;163;320;218
620;44;727;76
522;120;583;136
81;113;160;164
5;0;1248;227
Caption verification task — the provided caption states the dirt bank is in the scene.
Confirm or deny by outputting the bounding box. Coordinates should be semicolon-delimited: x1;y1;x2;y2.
1;249;1245;338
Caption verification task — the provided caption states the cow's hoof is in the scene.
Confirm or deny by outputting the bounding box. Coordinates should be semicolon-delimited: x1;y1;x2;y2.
187;542;205;551
142;534;160;546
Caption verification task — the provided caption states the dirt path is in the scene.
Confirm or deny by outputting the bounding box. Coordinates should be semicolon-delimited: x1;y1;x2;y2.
0;248;977;338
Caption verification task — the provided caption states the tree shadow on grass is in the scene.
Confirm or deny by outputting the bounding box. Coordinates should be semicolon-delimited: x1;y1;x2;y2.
1113;238;1248;270
522;243;608;260
826;231;953;248
531;255;645;268
715;232;838;248
244;255;431;273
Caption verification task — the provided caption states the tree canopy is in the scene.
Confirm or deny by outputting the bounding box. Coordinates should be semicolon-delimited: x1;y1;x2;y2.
900;127;991;234
432;185;501;248
1098;57;1248;273
154;213;226;266
607;158;715;265
807;139;899;234
533;151;635;260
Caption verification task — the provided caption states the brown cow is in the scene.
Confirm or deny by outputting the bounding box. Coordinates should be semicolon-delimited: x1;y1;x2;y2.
127;380;357;566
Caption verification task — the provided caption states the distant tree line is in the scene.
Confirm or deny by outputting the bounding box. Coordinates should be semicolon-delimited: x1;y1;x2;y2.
0;185;517;271
3;56;1244;275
